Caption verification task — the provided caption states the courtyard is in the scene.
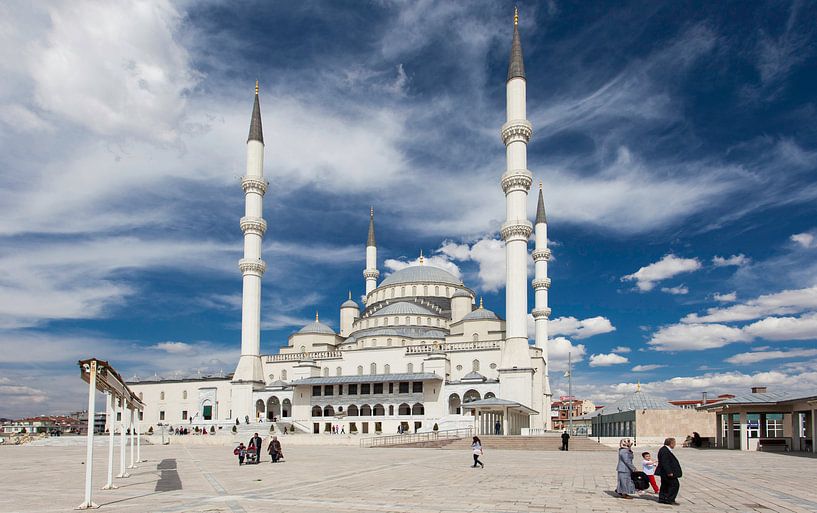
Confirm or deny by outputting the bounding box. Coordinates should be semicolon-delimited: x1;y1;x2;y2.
1;442;816;513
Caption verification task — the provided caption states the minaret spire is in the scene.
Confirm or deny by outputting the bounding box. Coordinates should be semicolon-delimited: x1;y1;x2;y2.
507;8;525;82
248;81;264;144
536;182;547;224
363;207;379;299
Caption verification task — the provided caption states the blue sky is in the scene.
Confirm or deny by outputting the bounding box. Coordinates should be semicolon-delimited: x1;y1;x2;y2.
1;1;816;418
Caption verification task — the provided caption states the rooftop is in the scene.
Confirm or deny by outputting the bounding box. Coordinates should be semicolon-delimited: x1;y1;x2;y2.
380;265;463;288
292;373;443;386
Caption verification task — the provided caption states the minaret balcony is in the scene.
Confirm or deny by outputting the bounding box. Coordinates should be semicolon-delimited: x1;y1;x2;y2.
500;119;532;145
500;220;533;242
500;169;533;194
532;277;551;290
532;248;551;261
363;269;380;279
241;176;268;195
531;308;552;319
240;216;267;236
239;258;267;277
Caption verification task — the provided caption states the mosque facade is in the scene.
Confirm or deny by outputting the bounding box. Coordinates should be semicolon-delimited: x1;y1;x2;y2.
129;12;553;436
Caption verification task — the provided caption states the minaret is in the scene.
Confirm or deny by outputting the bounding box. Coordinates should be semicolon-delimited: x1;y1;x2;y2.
533;183;553;421
499;8;533;371
363;207;379;300
233;81;267;387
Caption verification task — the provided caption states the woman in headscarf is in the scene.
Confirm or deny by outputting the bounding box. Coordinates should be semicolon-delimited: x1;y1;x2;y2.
616;438;637;499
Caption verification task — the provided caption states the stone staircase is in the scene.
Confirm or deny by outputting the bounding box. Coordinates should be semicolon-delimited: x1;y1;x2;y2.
385;435;610;451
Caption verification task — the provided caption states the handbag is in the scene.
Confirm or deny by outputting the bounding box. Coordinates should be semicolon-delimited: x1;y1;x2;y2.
631;471;650;490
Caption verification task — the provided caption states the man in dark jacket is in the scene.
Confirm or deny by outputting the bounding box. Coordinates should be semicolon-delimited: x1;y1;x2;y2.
249;433;262;464
657;437;682;504
561;430;570;451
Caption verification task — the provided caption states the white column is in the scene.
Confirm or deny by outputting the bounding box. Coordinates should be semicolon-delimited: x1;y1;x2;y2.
117;399;129;478
103;392;117;490
137;410;143;462
364;208;378;299
77;360;99;509
715;413;723;449
128;408;136;468
812;409;816;454
726;414;735;449
739;412;748;451
503;408;510;437
790;412;800;451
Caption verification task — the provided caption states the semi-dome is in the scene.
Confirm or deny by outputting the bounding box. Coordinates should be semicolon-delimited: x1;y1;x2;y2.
371;301;436;317
380;265;463;287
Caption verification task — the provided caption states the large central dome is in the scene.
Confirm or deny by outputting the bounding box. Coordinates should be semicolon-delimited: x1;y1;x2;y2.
380;265;463;287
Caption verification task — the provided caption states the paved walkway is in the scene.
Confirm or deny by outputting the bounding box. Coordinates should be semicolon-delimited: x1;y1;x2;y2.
1;442;816;512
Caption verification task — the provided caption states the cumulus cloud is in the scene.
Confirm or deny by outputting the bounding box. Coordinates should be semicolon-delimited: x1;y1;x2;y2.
618;368;817;398
622;254;702;292
743;313;817;341
547;337;586;372
725;348;817;365
661;285;689;295
589;353;629;367
611;346;631;354
713;292;737;302
435;237;508;292
151;341;197;354
791;232;816;248
712;254;751;267
649;323;750;351
632;364;667;372
683;285;817;324
549;316;616;339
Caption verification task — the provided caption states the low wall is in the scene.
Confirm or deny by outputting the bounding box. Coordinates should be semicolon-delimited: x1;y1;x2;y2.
639;409;715;438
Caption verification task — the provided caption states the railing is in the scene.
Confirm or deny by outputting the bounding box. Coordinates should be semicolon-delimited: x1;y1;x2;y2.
359;427;473;448
264;351;343;363
405;340;501;354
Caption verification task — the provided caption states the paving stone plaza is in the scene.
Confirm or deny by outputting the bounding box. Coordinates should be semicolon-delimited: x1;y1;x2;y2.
2;443;816;513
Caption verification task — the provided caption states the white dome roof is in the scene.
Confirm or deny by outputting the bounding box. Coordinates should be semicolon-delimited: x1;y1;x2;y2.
451;289;472;298
297;320;335;335
462;307;500;321
380;265;462;287
371;301;436;317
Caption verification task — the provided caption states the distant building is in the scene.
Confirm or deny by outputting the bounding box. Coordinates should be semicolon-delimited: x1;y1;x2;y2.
1;416;81;435
669;393;735;410
70;411;107;434
551;398;596;431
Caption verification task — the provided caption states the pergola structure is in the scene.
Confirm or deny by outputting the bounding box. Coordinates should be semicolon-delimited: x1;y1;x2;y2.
699;388;817;453
463;398;537;436
77;358;145;510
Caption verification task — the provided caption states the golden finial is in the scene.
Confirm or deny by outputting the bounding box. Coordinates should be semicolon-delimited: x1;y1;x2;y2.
636;380;641;392
370;206;374;217
255;79;259;95
514;6;519;26
315;310;319;322
419;250;424;265
479;297;484;309
539;181;543;190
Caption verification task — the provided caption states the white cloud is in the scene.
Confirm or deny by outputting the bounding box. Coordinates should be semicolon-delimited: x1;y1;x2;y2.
649;323;751;351
547;337;586;372
549;316;616;339
661;285;689;295
712;254;751;267
151;341;196;354
725;348;817;365
622;369;817;398
743;313;817;341
435;237;507;292
611;346;631;354
683;285;817;324
589;353;629;367
632;364;667;372
713;292;737;302
622;254;702;292
791;232;816;248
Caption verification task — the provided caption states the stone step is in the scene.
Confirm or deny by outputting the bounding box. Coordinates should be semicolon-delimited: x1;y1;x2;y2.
382;436;611;451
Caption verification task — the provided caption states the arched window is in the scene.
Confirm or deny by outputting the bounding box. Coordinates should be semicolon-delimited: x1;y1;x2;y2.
360;404;372;416
393;317;398;325
373;404;385;416
407;363;414;373
182;390;187;400
448;394;461;414
336;366;342;376
412;286;417;296
485;392;496;399
160;391;165;401
347;405;359;416
282;399;291;417
472;359;480;371
416;316;421;325
323;367;330;377
387;338;393;346
463;389;481;403
389;405;394;415
401;286;405;296
370;362;377;374
300;345;306;353
402;339;407;346
405;316;410;325
412;403;424;415
281;370;288;381
445;287;450;295
398;403;411;415
357;365;363;375
435;286;439;295
423;285;428;295
371;339;377;347
323;405;334;417
384;364;391;374
389;288;394;298
437;319;441;327
472;333;479;341
311;406;322;417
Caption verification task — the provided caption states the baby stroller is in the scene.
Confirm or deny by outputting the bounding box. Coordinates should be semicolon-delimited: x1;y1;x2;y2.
245;444;258;464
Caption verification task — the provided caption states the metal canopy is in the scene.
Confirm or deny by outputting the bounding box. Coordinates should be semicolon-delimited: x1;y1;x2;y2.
78;358;144;409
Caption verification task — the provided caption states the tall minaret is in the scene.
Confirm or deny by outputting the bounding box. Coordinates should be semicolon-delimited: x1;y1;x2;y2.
233;81;267;388
363;207;379;300
533;183;553;422
499;8;533;371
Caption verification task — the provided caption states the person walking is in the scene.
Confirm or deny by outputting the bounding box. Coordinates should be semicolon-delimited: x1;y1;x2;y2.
615;438;637;499
471;436;484;468
561;430;570;451
268;436;283;463
234;442;246;465
494;420;501;435
657;437;683;505
249;432;262;464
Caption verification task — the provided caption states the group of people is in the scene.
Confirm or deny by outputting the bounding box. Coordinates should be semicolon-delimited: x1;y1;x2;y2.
616;437;683;505
234;432;284;465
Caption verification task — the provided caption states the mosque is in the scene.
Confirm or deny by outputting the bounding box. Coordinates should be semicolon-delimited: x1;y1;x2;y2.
129;11;553;436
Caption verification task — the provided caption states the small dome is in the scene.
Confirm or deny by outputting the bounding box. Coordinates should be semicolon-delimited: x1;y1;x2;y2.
380;265;463;287
341;298;359;309
462;371;486;382
371;301;435;317
462;308;499;321
297;320;335;335
451;289;472;299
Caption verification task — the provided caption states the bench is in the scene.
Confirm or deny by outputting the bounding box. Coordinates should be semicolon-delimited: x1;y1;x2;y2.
758;439;788;452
